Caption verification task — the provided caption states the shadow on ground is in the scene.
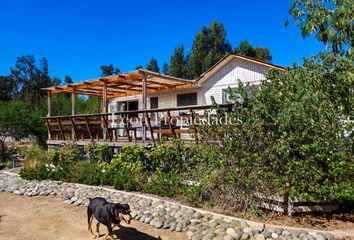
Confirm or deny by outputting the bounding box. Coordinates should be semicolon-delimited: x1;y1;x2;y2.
113;225;162;240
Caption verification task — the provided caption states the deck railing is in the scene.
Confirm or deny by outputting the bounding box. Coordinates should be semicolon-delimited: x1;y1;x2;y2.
43;104;233;145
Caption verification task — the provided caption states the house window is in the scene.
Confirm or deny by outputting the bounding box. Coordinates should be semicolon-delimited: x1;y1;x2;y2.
117;100;139;118
150;97;158;109
177;92;197;106
222;85;259;103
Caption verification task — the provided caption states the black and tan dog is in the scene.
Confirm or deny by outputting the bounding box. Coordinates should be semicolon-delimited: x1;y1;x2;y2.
87;197;132;239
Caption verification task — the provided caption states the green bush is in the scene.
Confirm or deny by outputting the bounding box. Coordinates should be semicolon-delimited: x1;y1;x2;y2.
144;169;183;197
103;145;147;191
84;142;110;163
23;144;48;169
70;161;102;185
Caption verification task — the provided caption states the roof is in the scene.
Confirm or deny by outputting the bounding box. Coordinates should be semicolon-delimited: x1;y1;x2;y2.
195;53;284;85
42;53;284;98
42;69;195;98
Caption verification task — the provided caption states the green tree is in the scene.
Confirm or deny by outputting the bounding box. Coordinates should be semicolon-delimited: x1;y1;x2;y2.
100;64;120;76
289;0;353;58
0;76;16;101
146;57;160;73
234;40;272;62
162;63;170;75
189;21;232;78
64;75;73;84
135;65;143;70
0;101;44;162
169;45;189;79
10;55;52;108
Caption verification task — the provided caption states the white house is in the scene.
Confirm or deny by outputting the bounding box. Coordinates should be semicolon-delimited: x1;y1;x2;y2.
107;53;284;114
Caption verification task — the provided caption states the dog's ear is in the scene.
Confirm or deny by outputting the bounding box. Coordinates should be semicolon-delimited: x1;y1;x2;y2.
122;204;130;210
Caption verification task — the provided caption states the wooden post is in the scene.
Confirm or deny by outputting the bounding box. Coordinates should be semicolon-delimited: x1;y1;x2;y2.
47;91;51;117
142;73;147;142
102;80;108;140
71;87;76;140
47;91;52;140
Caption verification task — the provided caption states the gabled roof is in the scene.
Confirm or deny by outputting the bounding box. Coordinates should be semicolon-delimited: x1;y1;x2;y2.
42;53;284;98
195;53;284;85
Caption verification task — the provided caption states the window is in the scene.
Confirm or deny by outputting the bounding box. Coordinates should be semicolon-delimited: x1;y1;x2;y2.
177;92;197;106
222;85;259;103
117;100;139;118
150;97;158;109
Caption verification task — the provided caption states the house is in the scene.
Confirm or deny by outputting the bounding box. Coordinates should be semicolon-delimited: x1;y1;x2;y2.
42;53;284;147
107;53;284;114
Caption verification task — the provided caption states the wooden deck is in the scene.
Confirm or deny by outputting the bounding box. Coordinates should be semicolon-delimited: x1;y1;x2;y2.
43;104;233;147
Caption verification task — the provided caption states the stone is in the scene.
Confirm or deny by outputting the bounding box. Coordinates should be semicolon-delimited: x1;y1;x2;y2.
255;234;265;240
315;234;326;240
154;221;163;229
272;233;279;239
226;228;236;236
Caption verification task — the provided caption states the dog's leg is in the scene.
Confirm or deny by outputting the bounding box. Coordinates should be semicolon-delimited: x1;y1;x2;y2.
88;216;94;237
105;225;115;240
87;207;94;237
95;222;101;238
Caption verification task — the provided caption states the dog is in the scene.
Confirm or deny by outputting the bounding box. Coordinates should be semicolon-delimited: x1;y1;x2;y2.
87;197;132;239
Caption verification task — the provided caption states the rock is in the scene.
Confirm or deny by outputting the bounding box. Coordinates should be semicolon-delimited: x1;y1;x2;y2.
241;233;249;240
226;228;236;236
255;234;265;240
224;235;235;240
315;234;326;240
243;227;252;234
154;221;163;229
272;233;279;239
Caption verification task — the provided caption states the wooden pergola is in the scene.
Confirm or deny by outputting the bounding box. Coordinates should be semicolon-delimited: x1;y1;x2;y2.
42;69;195;116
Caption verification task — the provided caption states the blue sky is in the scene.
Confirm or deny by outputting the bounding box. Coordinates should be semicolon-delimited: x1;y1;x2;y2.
0;0;325;82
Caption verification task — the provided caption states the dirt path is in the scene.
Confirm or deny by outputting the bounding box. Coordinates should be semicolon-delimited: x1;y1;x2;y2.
0;193;186;240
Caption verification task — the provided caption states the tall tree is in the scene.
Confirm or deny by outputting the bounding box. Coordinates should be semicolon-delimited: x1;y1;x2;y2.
146;57;160;73
0;76;16;101
189;21;232;78
162;62;170;75
234;40;272;62
288;0;353;58
100;64;120;77
10;55;52;108
64;75;73;84
169;45;189;79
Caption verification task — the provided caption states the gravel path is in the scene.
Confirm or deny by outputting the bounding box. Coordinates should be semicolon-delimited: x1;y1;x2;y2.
0;192;186;240
0;171;352;240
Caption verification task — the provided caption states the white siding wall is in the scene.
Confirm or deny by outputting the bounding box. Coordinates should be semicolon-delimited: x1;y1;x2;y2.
108;57;271;111
108;88;201;113
200;58;271;105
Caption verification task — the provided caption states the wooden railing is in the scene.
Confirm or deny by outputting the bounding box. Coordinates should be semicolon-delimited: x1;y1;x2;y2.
43;104;233;145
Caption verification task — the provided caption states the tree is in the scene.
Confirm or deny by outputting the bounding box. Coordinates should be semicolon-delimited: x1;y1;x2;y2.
189;21;232;78
169;45;189;79
234;40;272;62
10;55;52;108
146;57;160;73
135;65;143;70
64;75;73;84
288;0;353;58
0;101;43;162
162;63;170;75
0;76;16;101
100;64;120;76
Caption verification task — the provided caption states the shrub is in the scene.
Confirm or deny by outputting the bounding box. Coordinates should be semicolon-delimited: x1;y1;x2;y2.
70;161;102;185
84;142;110;163
103;145;147;191
22;144;48;169
144;169;183;197
20;163;66;181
